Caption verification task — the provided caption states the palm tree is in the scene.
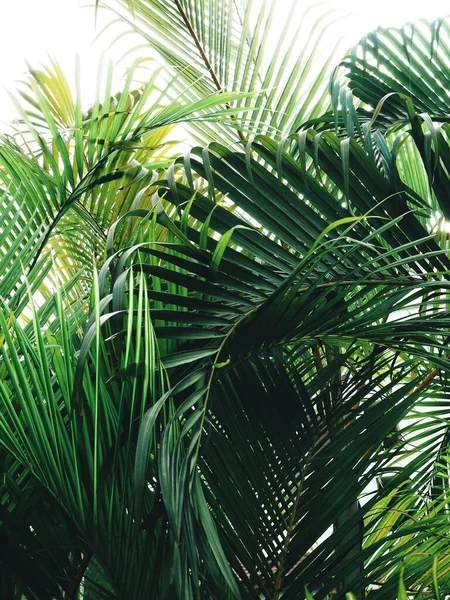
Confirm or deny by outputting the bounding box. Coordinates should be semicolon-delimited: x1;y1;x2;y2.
1;1;450;598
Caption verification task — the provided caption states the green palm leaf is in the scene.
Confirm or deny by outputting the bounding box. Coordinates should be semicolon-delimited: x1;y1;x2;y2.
99;0;341;144
3;3;450;599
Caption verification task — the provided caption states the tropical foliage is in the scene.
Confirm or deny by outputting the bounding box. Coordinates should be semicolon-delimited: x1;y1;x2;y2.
1;1;450;599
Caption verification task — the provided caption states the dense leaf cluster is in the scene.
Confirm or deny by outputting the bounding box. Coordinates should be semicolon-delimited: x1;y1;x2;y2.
1;2;450;599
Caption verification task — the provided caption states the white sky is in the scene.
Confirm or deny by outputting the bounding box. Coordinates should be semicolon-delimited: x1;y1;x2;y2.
0;0;450;127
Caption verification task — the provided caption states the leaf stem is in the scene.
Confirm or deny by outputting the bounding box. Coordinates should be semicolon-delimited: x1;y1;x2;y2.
173;0;247;144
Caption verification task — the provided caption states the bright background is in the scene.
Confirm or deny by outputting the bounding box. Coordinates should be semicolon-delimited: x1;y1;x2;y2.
1;0;450;125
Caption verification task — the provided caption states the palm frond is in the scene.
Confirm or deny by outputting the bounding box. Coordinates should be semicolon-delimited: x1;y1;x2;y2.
99;0;342;145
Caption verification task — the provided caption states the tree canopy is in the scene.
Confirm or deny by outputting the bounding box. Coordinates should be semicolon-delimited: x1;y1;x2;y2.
1;2;450;599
